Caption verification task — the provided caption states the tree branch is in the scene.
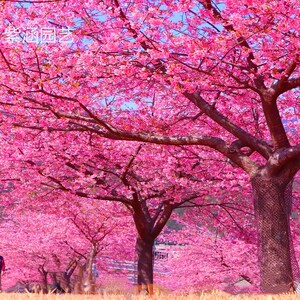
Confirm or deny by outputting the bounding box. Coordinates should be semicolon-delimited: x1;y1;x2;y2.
266;144;300;174
271;57;299;95
151;202;173;239
261;91;290;149
183;91;272;159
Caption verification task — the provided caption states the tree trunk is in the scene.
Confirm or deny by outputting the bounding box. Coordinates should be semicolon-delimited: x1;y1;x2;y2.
251;172;298;293
65;258;78;293
38;265;48;293
82;246;97;294
135;236;154;295
74;263;84;294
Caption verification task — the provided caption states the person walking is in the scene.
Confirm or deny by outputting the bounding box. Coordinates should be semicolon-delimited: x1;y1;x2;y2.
0;256;6;292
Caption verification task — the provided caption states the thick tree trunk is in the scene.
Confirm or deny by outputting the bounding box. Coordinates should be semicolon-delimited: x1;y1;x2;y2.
251;172;297;293
135;236;154;295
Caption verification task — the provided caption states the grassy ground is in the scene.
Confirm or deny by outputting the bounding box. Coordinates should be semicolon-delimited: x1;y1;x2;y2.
2;291;300;300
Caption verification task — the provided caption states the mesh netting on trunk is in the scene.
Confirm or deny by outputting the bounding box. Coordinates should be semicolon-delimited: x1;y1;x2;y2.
251;175;300;293
285;181;300;292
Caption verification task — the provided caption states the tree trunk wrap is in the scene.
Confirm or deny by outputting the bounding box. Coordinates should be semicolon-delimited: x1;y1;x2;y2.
251;173;298;293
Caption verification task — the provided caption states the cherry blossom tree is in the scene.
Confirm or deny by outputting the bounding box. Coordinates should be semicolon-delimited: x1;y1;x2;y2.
0;197;126;293
1;0;300;293
62;200;127;294
155;205;258;293
157;226;258;294
5;131;236;294
0;209;75;291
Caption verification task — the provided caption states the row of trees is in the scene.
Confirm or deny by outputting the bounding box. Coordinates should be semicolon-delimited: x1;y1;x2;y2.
0;181;258;294
0;199;135;292
1;134;253;293
1;0;300;293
